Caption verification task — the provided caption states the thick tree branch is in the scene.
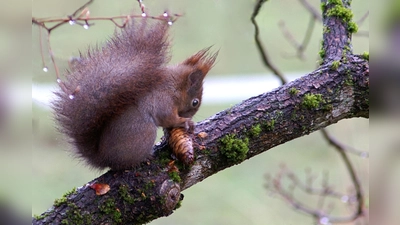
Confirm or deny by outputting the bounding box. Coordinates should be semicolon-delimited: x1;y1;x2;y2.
321;0;355;62
33;54;369;224
33;0;369;224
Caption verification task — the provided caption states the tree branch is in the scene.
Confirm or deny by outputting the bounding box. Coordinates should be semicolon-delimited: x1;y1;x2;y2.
33;0;369;224
251;0;287;84
33;54;368;224
320;128;366;218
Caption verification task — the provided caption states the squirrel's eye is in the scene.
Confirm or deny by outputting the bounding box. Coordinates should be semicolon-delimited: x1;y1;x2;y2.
191;98;200;108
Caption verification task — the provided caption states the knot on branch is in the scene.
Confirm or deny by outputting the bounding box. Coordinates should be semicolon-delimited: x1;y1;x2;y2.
159;179;181;215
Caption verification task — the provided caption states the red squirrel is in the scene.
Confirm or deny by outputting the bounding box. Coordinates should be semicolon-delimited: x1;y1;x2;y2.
53;18;217;170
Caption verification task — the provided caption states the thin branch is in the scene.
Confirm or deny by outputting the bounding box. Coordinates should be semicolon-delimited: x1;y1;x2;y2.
267;165;364;224
32;0;181;85
71;0;94;18
38;26;47;72
354;30;369;37
137;0;146;15
46;30;61;83
353;11;369;37
356;11;369;26
279;14;316;60
32;14;181;32
251;0;287;85
323;129;369;158
321;129;365;218
298;0;322;21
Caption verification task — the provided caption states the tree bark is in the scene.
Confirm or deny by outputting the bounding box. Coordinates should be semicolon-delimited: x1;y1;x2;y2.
32;56;368;225
32;0;369;224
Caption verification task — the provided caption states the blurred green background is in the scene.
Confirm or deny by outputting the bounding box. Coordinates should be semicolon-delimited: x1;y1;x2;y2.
32;0;369;224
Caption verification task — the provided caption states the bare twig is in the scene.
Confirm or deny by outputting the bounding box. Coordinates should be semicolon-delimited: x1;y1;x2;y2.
46;30;61;83
137;0;146;15
354;30;369;37
321;129;365;219
38;26;47;72
32;14;181;31
279;14;316;60
321;129;369;158
357;11;369;26
32;0;181;84
298;0;322;21
266;165;364;224
353;11;369;37
251;0;287;85
71;0;94;18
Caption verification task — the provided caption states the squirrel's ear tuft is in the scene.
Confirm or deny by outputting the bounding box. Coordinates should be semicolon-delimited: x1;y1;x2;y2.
182;46;218;76
188;70;205;90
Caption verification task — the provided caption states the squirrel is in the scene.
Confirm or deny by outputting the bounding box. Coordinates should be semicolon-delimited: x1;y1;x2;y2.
52;18;217;170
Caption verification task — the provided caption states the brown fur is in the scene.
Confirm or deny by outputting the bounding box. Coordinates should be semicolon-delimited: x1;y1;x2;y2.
52;18;217;170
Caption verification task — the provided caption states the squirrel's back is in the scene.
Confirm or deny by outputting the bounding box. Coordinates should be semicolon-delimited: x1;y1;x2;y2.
53;19;170;169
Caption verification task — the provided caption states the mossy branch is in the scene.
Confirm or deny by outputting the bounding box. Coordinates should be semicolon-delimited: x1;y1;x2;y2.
33;54;368;224
33;1;369;224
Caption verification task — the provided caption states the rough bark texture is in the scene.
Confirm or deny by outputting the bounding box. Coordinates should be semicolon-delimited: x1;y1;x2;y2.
33;0;369;224
32;56;369;225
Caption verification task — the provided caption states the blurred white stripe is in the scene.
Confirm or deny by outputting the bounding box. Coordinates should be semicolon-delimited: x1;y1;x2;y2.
32;73;304;108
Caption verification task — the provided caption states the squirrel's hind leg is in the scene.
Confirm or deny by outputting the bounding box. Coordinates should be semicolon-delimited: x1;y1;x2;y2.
97;110;157;170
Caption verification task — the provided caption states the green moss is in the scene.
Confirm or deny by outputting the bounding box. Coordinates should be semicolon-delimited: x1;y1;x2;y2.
249;124;262;137
168;171;181;183
302;94;324;109
291;110;298;120
361;51;369;61
264;120;275;131
119;185;135;204
347;21;358;33
323;26;330;33
345;77;354;86
341;47;350;62
157;149;172;165
319;48;326;59
327;5;353;22
323;104;333;111
289;87;300;96
202;148;212;155
99;198;122;223
220;134;249;164
321;2;326;11
34;213;48;220
342;46;350;58
344;69;354;86
331;60;341;70
54;196;68;207
54;187;77;207
64;187;77;197
328;0;343;6
174;199;183;210
62;202;92;225
326;0;358;34
145;180;156;191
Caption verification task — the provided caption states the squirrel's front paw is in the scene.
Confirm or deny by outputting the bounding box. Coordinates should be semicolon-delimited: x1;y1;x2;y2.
185;120;195;134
